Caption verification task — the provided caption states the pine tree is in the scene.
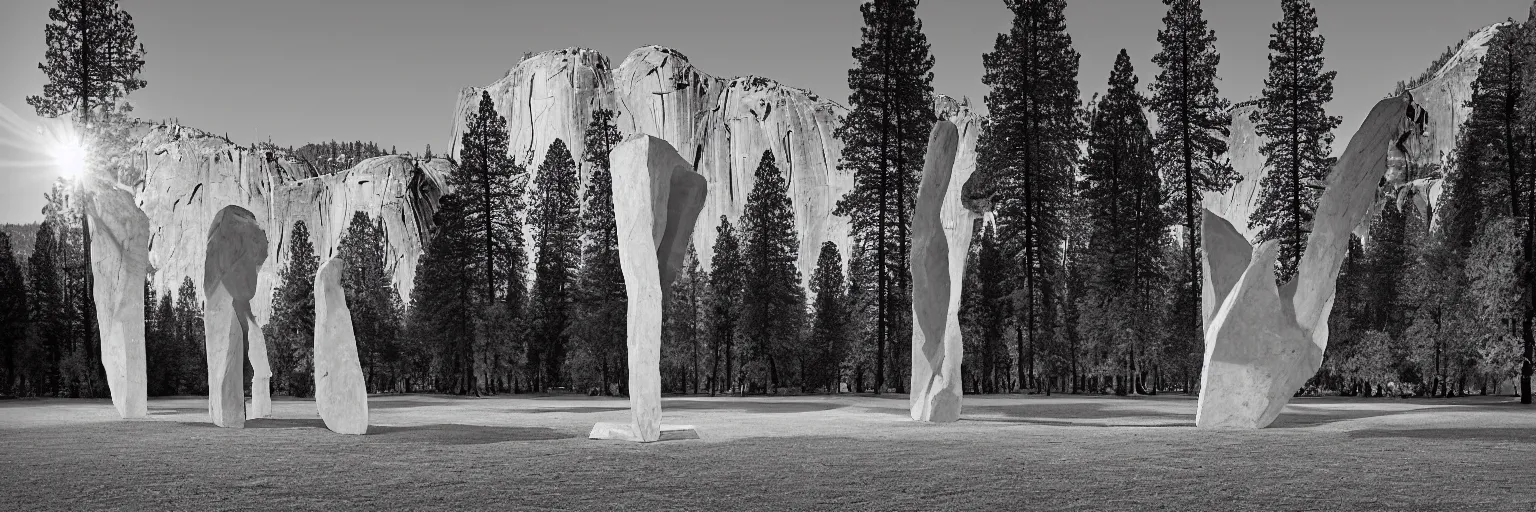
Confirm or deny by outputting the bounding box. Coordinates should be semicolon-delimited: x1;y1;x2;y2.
807;241;848;393
268;220;319;397
0;233;28;395
667;246;706;394
980;0;1083;390
1250;0;1341;282
174;277;205;395
738;151;806;392
1443;18;1534;402
27;221;66;395
337;212;403;392
573;109;627;395
1149;0;1236;355
834;0;936;394
153;291;177;393
708;217;744;395
526;139;583;390
407;194;478;393
451;91;525;395
1078;51;1169;395
970;223;1012;393
29;2;149;381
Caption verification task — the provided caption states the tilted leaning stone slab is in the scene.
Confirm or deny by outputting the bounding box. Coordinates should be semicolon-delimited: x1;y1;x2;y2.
314;257;369;435
86;181;151;420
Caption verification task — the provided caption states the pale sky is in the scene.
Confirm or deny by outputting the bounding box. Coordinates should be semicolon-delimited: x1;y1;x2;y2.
1;0;1530;223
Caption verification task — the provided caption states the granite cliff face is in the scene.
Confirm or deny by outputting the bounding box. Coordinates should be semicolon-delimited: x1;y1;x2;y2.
452;46;850;284
1206;23;1504;239
131;124;451;325
453;47;978;287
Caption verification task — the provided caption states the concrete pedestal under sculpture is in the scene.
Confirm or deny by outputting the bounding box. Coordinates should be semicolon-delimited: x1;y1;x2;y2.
203;206;269;428
909;120;987;423
314;257;369;435
1196;95;1424;428
85;182;151;420
588;134;706;443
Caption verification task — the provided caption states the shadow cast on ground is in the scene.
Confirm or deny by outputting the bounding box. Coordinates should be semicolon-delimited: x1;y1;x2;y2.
368;424;576;445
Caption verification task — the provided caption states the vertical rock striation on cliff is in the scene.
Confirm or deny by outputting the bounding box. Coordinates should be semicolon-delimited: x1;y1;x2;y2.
455;47;856;288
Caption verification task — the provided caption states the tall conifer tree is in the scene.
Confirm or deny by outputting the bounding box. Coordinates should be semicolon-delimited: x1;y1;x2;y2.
1079;51;1170;395
808;242;848;393
739;151;805;392
980;0;1083;389
573;109;627;395
1149;0;1236;352
0;234;28;395
452;90;525;395
268;220;319;397
527;139;582;390
835;0;936;393
708;217;744;395
1250;0;1341;282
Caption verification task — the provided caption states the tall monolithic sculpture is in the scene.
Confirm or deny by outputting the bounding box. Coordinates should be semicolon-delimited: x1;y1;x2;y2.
313;257;369;435
909;120;988;422
85;181;150;419
1197;95;1425;428
588;135;706;443
203;206;269;428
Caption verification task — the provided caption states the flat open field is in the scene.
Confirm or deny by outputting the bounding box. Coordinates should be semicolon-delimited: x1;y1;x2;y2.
3;393;1536;510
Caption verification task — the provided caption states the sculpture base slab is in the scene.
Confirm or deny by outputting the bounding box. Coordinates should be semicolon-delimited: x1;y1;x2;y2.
588;422;699;443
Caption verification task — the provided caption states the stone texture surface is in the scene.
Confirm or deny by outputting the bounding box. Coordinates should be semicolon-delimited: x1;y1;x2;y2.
909;120;977;423
202;206;268;428
313;257;369;435
452;48;980;291
85;181;150;420
600;134;706;443
129;124;451;327
1197;95;1424;428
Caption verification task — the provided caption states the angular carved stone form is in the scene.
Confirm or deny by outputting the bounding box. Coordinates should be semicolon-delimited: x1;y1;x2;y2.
313;257;369;435
588;135;705;443
85;182;150;419
203;206;268;428
1197;95;1424;428
909;121;982;423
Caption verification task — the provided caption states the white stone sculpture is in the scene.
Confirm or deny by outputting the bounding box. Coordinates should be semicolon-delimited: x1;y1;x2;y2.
1197;95;1423;428
588;135;705;443
85;181;150;420
313;257;369;435
203;206;268;428
909;120;986;423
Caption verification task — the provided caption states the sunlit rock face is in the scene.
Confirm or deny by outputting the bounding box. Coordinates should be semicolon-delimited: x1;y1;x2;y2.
909;118;985;423
1197;96;1425;428
1207;23;1503;240
85;183;150;420
314;257;369;435
451;47;851;289
589;135;705;443
131;124;451;326
202;206;267;428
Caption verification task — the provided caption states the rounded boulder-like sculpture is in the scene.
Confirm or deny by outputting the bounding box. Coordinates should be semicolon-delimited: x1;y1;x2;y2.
203;206;268;428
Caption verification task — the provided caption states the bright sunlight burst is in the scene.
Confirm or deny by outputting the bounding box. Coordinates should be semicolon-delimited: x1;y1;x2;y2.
49;137;88;181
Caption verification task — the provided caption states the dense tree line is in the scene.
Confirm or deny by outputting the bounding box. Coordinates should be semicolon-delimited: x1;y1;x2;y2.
290;140;391;175
15;0;1536;403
